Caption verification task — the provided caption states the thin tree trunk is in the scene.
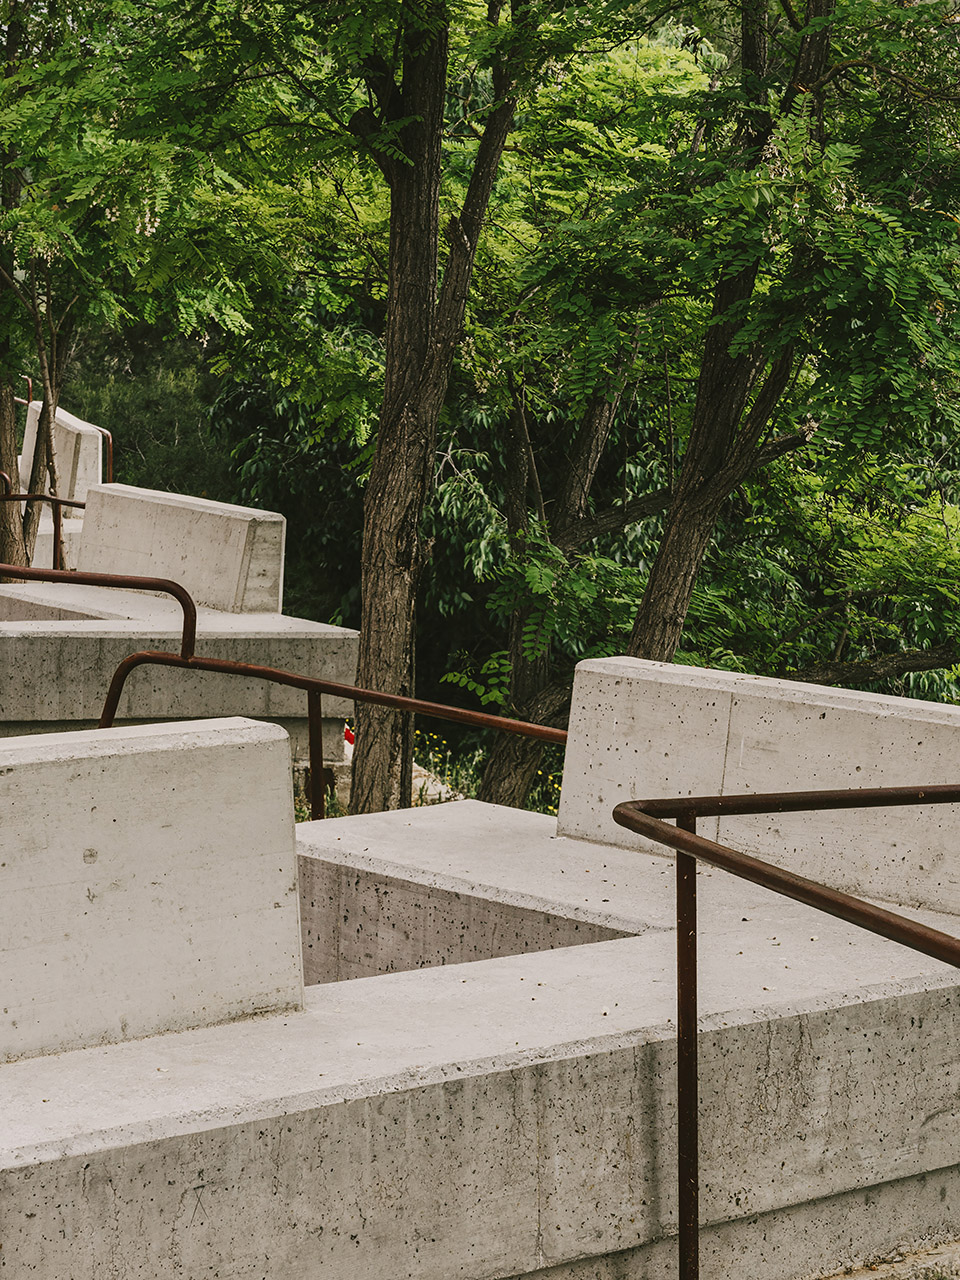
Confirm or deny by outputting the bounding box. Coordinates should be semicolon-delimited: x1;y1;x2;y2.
350;15;449;814
350;3;523;813
0;384;26;568
477;680;570;807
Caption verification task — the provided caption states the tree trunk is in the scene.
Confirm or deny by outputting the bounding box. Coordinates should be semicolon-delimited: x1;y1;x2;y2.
626;0;835;664
0;384;26;568
22;301;67;562
477;679;570;807
626;490;726;661
349;4;522;813
480;375;630;806
350;15;449;814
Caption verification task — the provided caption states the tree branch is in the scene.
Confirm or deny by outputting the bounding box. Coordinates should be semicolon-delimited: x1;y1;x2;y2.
555;431;810;553
775;0;802;31
789;642;960;688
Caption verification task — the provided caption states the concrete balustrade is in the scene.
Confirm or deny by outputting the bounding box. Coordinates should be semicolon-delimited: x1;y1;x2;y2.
0;718;301;1064
558;657;960;913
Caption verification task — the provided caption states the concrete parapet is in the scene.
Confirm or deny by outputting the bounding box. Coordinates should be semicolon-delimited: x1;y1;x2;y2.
0;718;302;1064
77;483;286;612
19;401;103;502
559;657;960;914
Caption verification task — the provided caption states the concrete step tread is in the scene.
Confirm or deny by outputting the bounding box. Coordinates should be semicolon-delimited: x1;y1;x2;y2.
297;800;960;941
4;912;955;1168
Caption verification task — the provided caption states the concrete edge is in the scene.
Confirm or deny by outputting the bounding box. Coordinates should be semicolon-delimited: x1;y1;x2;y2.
8;960;959;1170
0;716;291;764
296;838;655;936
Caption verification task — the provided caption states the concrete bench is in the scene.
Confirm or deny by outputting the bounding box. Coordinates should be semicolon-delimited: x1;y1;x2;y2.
0;484;358;773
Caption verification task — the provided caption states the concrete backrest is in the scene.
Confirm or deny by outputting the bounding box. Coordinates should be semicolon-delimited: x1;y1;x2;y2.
19;401;103;502
559;656;960;914
0;718;302;1063
76;483;286;612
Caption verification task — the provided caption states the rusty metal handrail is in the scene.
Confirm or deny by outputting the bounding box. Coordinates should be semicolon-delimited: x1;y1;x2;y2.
98;649;567;818
0;561;197;656
0;471;11;496
13;374;33;408
0;494;86;569
613;793;960;1280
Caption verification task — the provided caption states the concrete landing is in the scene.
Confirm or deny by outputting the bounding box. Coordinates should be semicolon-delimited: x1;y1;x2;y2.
4;926;958;1277
297;799;960;986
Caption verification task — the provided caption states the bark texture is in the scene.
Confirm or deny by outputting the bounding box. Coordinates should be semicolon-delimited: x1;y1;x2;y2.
350;3;524;812
626;0;834;663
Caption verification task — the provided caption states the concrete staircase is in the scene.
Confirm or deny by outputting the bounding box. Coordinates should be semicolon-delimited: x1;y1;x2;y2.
4;658;960;1278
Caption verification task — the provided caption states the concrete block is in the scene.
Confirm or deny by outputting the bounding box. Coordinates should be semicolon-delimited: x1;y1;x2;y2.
558;657;960;913
0;718;302;1063
76;483;286;612
300;859;628;984
19;401;102;501
558;657;732;849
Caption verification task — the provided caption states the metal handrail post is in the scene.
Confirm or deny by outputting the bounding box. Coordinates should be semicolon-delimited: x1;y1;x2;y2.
52;500;62;570
676;814;699;1280
308;688;325;820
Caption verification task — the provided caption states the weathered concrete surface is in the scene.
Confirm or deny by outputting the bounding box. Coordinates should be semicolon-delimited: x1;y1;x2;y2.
299;856;629;983
0;718;302;1063
290;796;960;1276
298;802;659;981
559;657;960;913
0;588;358;756
2;922;957;1278
19;401;103;502
75;483;286;612
296;799;960;986
510;1172;960;1279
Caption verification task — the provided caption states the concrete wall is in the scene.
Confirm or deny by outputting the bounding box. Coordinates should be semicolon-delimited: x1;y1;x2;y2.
19;401;102;501
559;657;960;914
0;718;302;1063
3;944;958;1279
299;856;628;984
76;484;286;612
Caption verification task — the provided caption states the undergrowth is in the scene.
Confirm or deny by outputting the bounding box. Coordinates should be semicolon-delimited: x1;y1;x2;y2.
294;728;562;819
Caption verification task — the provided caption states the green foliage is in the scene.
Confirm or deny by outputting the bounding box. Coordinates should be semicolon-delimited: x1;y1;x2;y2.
676;449;960;698
14;0;960;746
66;325;234;500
